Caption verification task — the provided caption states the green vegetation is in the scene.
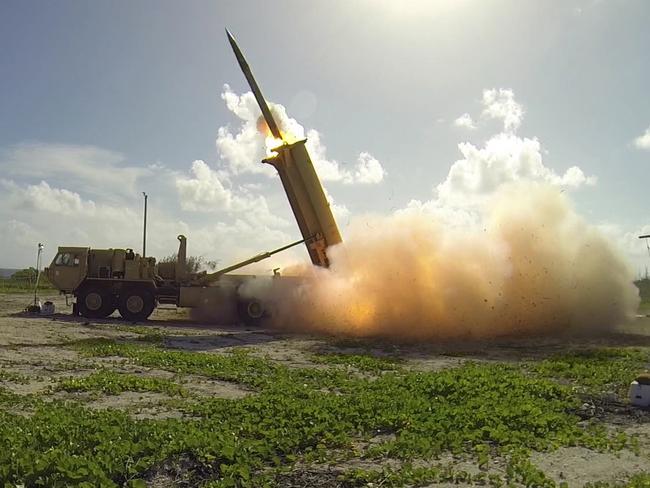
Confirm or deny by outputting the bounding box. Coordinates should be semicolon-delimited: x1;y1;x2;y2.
636;278;650;314
71;339;288;389
586;473;650;488
341;450;557;488
0;338;641;487
0;369;30;384
159;254;218;274
56;370;187;397
531;348;649;395
311;352;404;372
0;267;54;293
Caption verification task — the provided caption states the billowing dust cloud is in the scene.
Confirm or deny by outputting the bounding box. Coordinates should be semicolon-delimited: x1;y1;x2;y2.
242;183;639;340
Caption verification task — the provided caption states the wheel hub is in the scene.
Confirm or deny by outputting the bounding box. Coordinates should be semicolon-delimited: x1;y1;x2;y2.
247;301;263;319
126;295;144;313
85;292;103;311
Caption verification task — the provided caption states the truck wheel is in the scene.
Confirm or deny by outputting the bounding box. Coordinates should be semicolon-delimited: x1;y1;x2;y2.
118;288;155;322
77;286;114;319
237;298;265;327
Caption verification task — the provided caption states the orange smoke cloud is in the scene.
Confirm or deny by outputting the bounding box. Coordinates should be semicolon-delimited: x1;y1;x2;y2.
242;183;639;340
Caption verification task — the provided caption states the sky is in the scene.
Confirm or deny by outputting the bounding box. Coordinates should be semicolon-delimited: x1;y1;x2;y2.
0;0;649;276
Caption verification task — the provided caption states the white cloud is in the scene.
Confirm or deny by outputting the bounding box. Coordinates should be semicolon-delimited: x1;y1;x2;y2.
0;219;40;251
174;159;290;230
634;126;650;151
482;88;524;132
1;178;135;220
0;174;296;270
353;152;386;184
321;186;350;223
453;113;476;130
436;133;596;206
216;85;385;185
597;222;650;277
304;131;385;185
176;160;234;211
0;138;301;268
1;178;88;214
24;182;89;213
557;165;597;187
0;178;161;267
0;143;149;199
302;129;347;182
186;219;295;269
216;88;273;177
400;89;597;232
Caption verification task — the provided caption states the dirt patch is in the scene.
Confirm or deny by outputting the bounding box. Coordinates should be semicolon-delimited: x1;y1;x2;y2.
0;345;81;365
79;390;176;415
181;374;252;399
145;454;217;487
1;378;52;395
531;447;649;486
272;467;344;488
575;394;650;426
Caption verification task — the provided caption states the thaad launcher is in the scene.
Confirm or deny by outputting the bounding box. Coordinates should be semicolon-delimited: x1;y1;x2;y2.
45;31;342;324
226;30;342;266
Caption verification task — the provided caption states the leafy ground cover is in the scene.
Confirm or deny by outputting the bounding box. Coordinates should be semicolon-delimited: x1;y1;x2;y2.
530;348;649;396
0;369;30;384
0;333;646;487
310;352;404;372
56;369;187;397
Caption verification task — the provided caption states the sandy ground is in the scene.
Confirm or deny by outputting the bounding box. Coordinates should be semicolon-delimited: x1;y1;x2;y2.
1;291;649;486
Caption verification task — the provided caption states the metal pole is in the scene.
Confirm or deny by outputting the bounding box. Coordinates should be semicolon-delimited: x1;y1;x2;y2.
142;192;148;258
34;243;43;307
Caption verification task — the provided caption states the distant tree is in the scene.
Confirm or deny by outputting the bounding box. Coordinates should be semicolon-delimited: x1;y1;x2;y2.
10;268;37;283
636;278;650;303
159;255;218;274
8;267;51;288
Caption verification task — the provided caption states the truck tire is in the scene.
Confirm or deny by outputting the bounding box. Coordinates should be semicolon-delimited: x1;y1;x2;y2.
237;298;265;327
118;288;155;322
77;286;114;319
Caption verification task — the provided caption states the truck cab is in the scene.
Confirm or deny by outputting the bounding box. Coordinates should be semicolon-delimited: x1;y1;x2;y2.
46;246;158;321
46;247;89;293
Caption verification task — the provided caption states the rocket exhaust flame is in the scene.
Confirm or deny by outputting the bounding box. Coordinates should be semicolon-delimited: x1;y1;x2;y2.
242;183;639;341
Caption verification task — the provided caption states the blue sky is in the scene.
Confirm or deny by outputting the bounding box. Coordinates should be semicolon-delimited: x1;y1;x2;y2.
1;0;649;274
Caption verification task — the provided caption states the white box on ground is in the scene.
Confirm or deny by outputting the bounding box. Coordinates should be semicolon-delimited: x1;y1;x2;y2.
629;374;650;407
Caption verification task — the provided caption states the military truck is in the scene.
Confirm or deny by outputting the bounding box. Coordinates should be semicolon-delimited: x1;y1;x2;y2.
46;235;309;322
45;30;342;323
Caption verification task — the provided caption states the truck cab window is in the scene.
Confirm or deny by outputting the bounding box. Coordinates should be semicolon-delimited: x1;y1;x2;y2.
55;253;78;266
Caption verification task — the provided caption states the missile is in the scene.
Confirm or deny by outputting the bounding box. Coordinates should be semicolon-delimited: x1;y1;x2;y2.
226;29;283;141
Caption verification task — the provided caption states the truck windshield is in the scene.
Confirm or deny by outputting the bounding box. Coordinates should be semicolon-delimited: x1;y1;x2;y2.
55;253;79;266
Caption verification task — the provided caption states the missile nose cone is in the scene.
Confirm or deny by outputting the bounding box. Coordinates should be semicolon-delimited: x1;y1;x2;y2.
225;29;283;141
225;28;248;70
